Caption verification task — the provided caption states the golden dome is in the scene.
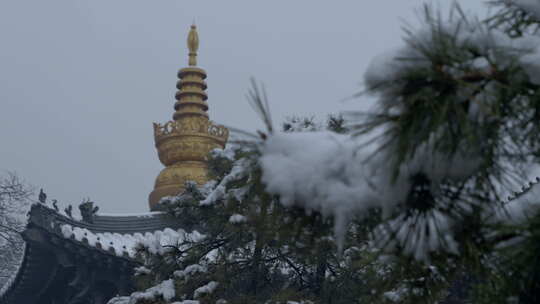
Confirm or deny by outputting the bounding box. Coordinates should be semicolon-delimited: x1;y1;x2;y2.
148;24;229;211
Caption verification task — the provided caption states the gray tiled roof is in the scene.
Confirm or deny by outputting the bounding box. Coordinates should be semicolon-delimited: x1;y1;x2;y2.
30;203;182;234
85;213;181;234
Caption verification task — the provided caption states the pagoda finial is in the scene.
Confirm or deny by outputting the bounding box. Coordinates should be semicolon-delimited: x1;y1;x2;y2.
187;24;199;66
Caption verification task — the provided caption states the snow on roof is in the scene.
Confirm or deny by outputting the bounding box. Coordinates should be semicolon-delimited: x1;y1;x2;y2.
60;224;203;258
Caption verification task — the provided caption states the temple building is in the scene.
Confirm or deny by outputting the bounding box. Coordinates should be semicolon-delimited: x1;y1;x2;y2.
0;25;228;304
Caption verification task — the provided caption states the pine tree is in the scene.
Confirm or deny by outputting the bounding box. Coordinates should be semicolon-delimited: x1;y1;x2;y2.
109;1;540;303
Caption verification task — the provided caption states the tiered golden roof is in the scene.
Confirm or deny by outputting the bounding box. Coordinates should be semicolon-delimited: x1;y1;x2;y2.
148;25;229;211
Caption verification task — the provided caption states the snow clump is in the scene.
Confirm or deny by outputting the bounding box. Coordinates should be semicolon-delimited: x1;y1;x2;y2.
128;279;176;303
260;131;408;247
229;214;247;223
193;281;219;299
200;158;251;206
174;264;208;280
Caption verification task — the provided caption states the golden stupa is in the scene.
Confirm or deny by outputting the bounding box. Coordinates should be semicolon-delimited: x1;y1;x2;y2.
149;25;229;211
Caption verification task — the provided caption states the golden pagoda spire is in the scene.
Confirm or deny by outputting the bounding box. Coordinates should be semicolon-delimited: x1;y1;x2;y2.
148;25;229;211
172;24;208;122
187;24;199;66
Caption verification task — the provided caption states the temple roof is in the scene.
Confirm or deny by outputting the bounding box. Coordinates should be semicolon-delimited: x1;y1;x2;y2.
0;202;187;304
31;202;187;256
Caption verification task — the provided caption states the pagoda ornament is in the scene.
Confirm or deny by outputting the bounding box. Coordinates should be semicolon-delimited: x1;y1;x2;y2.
148;25;229;211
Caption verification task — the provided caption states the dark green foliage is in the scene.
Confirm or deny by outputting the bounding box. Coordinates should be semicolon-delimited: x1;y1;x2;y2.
471;211;540;304
352;3;540;302
405;173;436;213
207;150;233;181
356;5;540;187
136;150;415;304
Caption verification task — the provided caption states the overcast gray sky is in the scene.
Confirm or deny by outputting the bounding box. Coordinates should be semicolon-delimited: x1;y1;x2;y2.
0;0;487;214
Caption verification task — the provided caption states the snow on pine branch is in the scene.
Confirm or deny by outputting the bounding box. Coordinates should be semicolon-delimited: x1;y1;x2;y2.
199;161;247;206
131;279;176;303
509;0;540;20
260;132;386;238
229;213;247;224
493;178;540;224
193;281;218;299
174;264;208;280
253;6;540;261
259;130;478;253
200;152;253;206
365;10;540;106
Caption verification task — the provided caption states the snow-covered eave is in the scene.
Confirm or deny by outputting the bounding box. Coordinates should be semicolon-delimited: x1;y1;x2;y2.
58;224;195;259
21;203;188;260
25;206;140;261
59;224;139;259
